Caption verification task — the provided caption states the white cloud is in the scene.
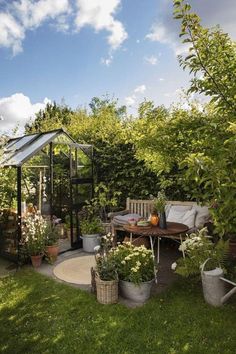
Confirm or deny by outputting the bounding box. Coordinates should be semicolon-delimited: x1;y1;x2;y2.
0;12;25;54
125;84;147;107
13;0;70;29
75;0;127;50
0;93;51;133
0;0;128;55
146;0;236;55
144;55;158;65
159;78;165;81
125;95;136;106
0;0;70;54
101;54;113;66
134;85;146;94
146;22;188;55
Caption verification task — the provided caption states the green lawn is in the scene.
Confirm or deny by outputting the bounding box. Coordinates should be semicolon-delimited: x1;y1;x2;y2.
0;270;236;354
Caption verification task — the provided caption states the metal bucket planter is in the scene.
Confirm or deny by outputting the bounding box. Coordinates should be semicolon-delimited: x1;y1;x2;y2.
81;234;100;253
96;276;118;304
119;279;154;302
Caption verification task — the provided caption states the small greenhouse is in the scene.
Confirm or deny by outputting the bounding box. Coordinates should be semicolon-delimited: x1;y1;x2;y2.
0;129;93;262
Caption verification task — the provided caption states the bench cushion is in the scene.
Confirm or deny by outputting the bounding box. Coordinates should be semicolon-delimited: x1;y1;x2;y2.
167;207;197;229
113;213;141;225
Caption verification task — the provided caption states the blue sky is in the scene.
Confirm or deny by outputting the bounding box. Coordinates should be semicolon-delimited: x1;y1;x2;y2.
0;0;235;133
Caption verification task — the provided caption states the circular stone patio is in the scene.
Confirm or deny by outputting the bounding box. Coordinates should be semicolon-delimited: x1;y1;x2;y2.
53;254;95;285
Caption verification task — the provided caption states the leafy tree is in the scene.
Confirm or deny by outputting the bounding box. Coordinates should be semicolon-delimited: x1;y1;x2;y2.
25;97;161;207
174;0;236;116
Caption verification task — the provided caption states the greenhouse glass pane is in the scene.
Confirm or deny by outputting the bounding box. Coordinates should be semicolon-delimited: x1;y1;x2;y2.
5;131;58;166
7;134;38;151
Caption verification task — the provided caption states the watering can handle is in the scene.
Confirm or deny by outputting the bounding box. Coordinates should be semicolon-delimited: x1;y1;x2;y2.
201;258;221;274
201;258;212;274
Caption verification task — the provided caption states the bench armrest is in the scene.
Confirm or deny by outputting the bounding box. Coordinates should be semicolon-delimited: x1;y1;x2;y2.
108;209;130;219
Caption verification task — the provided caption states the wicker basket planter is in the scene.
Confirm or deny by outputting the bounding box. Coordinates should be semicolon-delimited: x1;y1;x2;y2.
95;276;118;304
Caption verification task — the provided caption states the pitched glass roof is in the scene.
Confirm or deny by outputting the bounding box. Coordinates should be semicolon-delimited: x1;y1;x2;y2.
0;129;92;167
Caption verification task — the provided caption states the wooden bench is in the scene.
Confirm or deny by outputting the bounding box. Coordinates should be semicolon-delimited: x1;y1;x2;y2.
109;198;209;245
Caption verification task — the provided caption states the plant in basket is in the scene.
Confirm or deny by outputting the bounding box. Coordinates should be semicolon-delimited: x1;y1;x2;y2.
23;212;47;268
94;233;118;304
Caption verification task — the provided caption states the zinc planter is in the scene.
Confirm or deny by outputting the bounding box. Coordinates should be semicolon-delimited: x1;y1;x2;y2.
119;279;154;302
81;234;100;253
96;276;118;304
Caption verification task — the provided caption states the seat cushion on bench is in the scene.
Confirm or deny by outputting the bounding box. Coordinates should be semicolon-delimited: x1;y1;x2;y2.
113;213;141;225
167;207;197;229
194;205;210;229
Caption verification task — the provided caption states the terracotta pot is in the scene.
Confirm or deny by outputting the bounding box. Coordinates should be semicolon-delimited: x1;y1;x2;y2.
150;213;159;226
46;244;59;263
31;254;43;268
229;240;236;258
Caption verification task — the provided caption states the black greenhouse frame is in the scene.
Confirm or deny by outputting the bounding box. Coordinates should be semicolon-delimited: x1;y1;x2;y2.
0;129;94;263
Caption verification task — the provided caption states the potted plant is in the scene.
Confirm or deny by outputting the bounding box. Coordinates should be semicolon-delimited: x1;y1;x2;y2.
23;212;47;268
112;243;155;302
172;228;229;277
153;190;167;229
80;216;103;253
64;214;77;240
171;228;229;306
45;223;60;263
95;233;118;304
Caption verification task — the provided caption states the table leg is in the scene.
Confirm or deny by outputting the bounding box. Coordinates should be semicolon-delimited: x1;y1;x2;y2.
130;232;133;243
180;235;185;259
149;236;158;284
157;237;161;264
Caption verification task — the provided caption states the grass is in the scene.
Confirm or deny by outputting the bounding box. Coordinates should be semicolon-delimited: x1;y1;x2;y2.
0;270;236;354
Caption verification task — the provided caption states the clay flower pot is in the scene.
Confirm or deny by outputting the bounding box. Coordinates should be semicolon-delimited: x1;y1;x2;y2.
46;244;59;263
31;254;43;268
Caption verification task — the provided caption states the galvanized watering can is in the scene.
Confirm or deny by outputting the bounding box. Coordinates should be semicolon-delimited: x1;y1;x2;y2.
201;258;236;307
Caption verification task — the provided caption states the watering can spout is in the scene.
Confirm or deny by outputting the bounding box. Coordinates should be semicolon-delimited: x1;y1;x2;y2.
220;277;236;304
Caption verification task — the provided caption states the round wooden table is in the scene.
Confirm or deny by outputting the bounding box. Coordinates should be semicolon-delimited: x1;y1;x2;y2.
123;222;189;283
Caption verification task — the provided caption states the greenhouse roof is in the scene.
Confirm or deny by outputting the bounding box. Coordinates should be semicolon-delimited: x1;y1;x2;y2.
0;129;92;167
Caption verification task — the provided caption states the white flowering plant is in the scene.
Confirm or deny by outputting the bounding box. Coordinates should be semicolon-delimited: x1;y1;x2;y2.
172;228;229;277
95;233;117;281
112;243;155;284
23;212;47;256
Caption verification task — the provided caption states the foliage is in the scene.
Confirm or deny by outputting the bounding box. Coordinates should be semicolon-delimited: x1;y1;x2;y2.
153;190;167;213
0;167;17;209
95;233;117;281
172;0;236;237
25;98;161;208
83;183;121;222
25;101;73;133
112;243;154;284
23;212;47;256
173;228;229;277
80;217;103;235
174;0;236;115
44;223;59;246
